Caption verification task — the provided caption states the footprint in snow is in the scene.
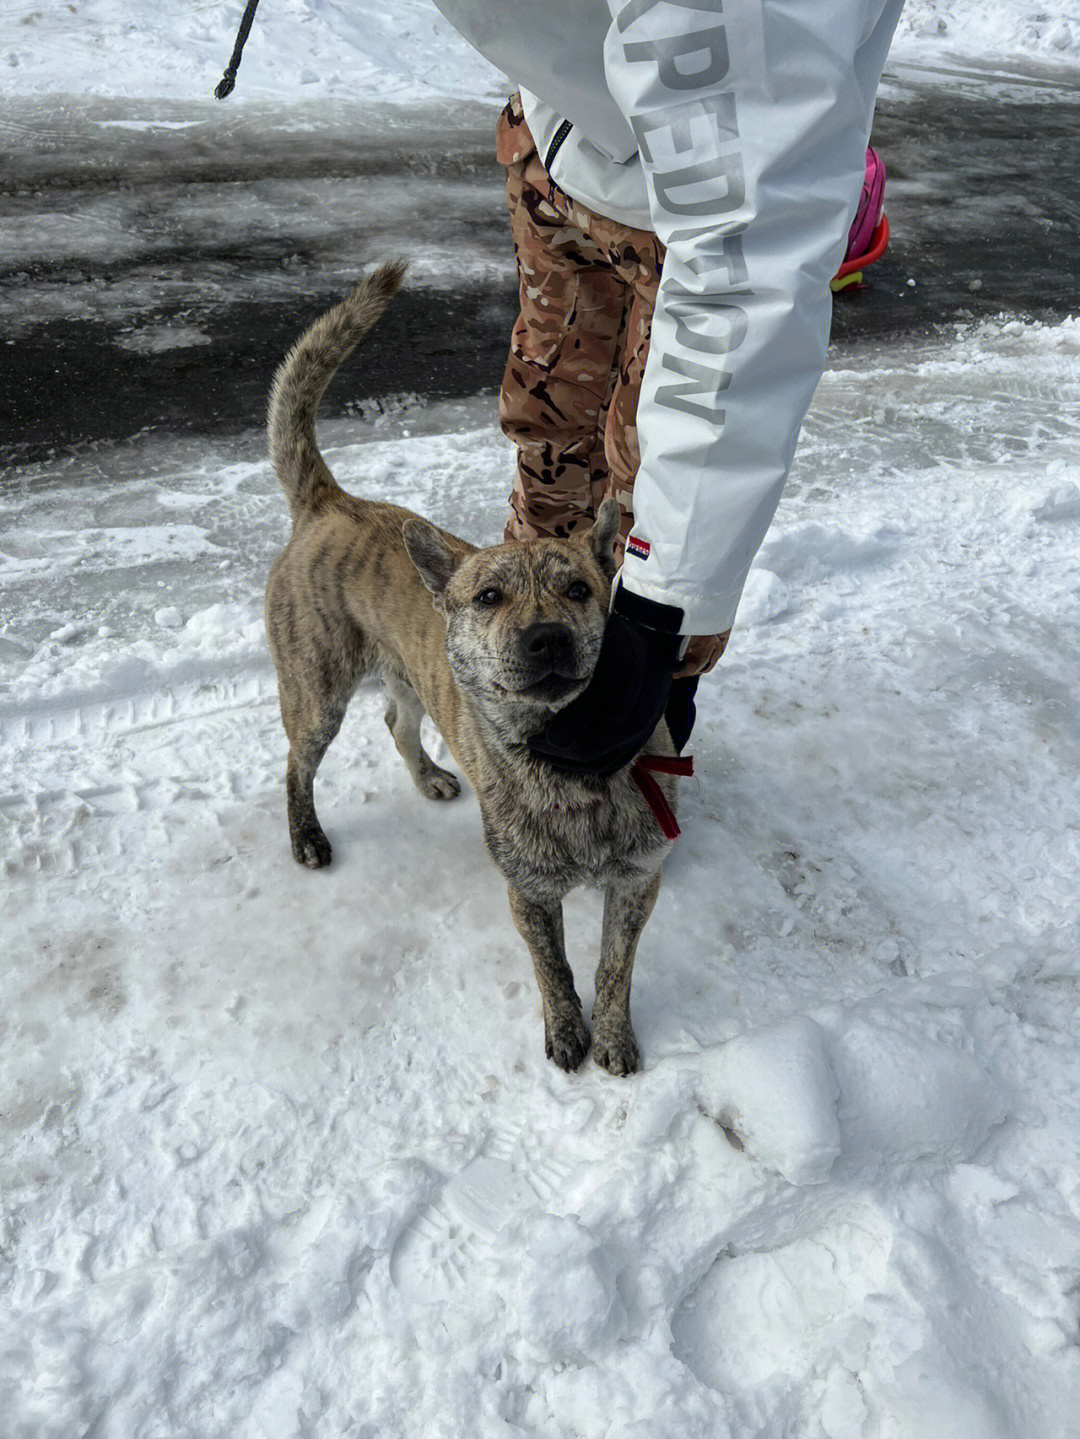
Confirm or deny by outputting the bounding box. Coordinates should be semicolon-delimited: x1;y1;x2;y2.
390;1126;572;1305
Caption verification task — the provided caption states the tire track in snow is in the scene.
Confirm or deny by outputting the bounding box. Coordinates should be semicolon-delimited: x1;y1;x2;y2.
0;669;278;748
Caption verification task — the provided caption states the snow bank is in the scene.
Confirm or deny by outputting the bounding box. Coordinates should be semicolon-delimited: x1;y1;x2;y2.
3;0;505;105
5;0;1079;110
693;1017;841;1185
830;1005;1009;1168
891;0;1080;68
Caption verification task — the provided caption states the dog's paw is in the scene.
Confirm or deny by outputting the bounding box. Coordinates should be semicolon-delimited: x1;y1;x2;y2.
545;1009;591;1073
418;765;461;801
592;1019;639;1077
292;826;333;869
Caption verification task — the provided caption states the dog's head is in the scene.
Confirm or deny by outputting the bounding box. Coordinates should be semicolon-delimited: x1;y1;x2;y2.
403;498;620;737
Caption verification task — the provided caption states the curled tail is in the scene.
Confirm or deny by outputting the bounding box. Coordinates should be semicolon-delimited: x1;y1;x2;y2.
267;260;406;519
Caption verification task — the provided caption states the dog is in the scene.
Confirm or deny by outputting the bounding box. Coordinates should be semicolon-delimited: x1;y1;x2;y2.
264;263;685;1074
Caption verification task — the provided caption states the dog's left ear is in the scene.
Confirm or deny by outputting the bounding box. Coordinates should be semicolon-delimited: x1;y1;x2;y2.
585;497;621;580
403;518;459;597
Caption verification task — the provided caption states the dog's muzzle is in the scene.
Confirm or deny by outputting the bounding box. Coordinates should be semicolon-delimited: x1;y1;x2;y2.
510;622;588;702
518;622;574;670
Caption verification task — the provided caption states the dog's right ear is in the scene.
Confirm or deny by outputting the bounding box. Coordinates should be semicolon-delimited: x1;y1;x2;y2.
585;497;621;581
403;519;458;597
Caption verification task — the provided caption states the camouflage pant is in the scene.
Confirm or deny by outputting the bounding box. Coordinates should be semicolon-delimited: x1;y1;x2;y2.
496;95;665;551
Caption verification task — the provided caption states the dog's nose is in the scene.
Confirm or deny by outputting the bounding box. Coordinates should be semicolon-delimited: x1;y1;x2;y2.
520;622;573;664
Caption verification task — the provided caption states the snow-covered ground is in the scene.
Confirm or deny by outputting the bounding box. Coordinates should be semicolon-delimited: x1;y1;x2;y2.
893;0;1080;69
4;313;1080;1436
2;0;506;106
5;2;1080;1436
4;0;1080;109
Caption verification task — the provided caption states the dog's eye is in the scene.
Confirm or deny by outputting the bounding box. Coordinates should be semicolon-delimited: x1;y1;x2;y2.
474;588;502;607
567;580;591;602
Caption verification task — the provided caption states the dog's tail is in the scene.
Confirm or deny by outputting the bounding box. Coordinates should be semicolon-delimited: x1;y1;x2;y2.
267;260;407;519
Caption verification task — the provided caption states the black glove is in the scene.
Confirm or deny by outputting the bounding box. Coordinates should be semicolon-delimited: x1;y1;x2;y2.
665;676;699;755
528;586;685;776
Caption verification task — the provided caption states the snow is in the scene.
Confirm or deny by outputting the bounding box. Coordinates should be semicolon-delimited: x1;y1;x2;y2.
892;1;1080;69
2;0;507;106
5;2;1080;1435
4;0;1080;110
5;314;1080;1435
692;1017;842;1186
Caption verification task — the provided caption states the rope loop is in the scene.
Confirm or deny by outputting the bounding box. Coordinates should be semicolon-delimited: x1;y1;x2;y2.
215;0;262;100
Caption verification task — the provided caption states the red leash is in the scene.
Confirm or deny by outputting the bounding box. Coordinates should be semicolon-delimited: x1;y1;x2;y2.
631;754;694;840
550;754;693;840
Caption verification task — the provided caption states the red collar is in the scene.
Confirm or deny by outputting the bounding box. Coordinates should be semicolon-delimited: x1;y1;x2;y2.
552;754;694;841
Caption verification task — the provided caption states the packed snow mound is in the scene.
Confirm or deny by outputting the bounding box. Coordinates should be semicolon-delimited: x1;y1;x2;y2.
892;0;1080;67
6;0;1080;108
693;1017;842;1185
503;1214;623;1364
831;1006;1010;1168
3;0;506;104
734;568;790;627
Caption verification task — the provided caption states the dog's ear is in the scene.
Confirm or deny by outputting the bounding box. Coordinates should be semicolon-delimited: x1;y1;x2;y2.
585;498;621;580
403;518;459;597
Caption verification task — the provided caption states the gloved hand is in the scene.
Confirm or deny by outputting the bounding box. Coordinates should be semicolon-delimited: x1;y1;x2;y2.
527;586;685;776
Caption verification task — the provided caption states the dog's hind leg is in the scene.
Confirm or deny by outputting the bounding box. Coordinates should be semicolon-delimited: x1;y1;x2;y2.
267;563;368;867
383;674;461;800
507;884;590;1072
269;631;356;868
592;871;662;1076
282;694;349;869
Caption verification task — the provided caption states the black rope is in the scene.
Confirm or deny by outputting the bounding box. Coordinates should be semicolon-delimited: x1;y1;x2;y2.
214;0;262;100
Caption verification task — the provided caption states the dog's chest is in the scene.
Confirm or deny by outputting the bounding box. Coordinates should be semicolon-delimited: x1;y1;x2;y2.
481;782;668;893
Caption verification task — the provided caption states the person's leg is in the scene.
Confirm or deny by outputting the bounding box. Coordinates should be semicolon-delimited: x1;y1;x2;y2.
499;163;632;543
499;166;700;751
602;240;664;559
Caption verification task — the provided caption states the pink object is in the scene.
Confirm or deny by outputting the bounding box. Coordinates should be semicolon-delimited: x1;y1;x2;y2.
844;145;887;265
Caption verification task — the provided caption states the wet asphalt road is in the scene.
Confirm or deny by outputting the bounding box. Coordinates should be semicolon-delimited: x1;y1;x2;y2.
1;64;1077;469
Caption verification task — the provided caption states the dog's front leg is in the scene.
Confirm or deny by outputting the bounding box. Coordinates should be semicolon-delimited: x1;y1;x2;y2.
507;884;590;1072
593;871;662;1076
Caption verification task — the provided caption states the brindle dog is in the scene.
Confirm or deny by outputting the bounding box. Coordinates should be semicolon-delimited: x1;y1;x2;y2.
265;263;683;1074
